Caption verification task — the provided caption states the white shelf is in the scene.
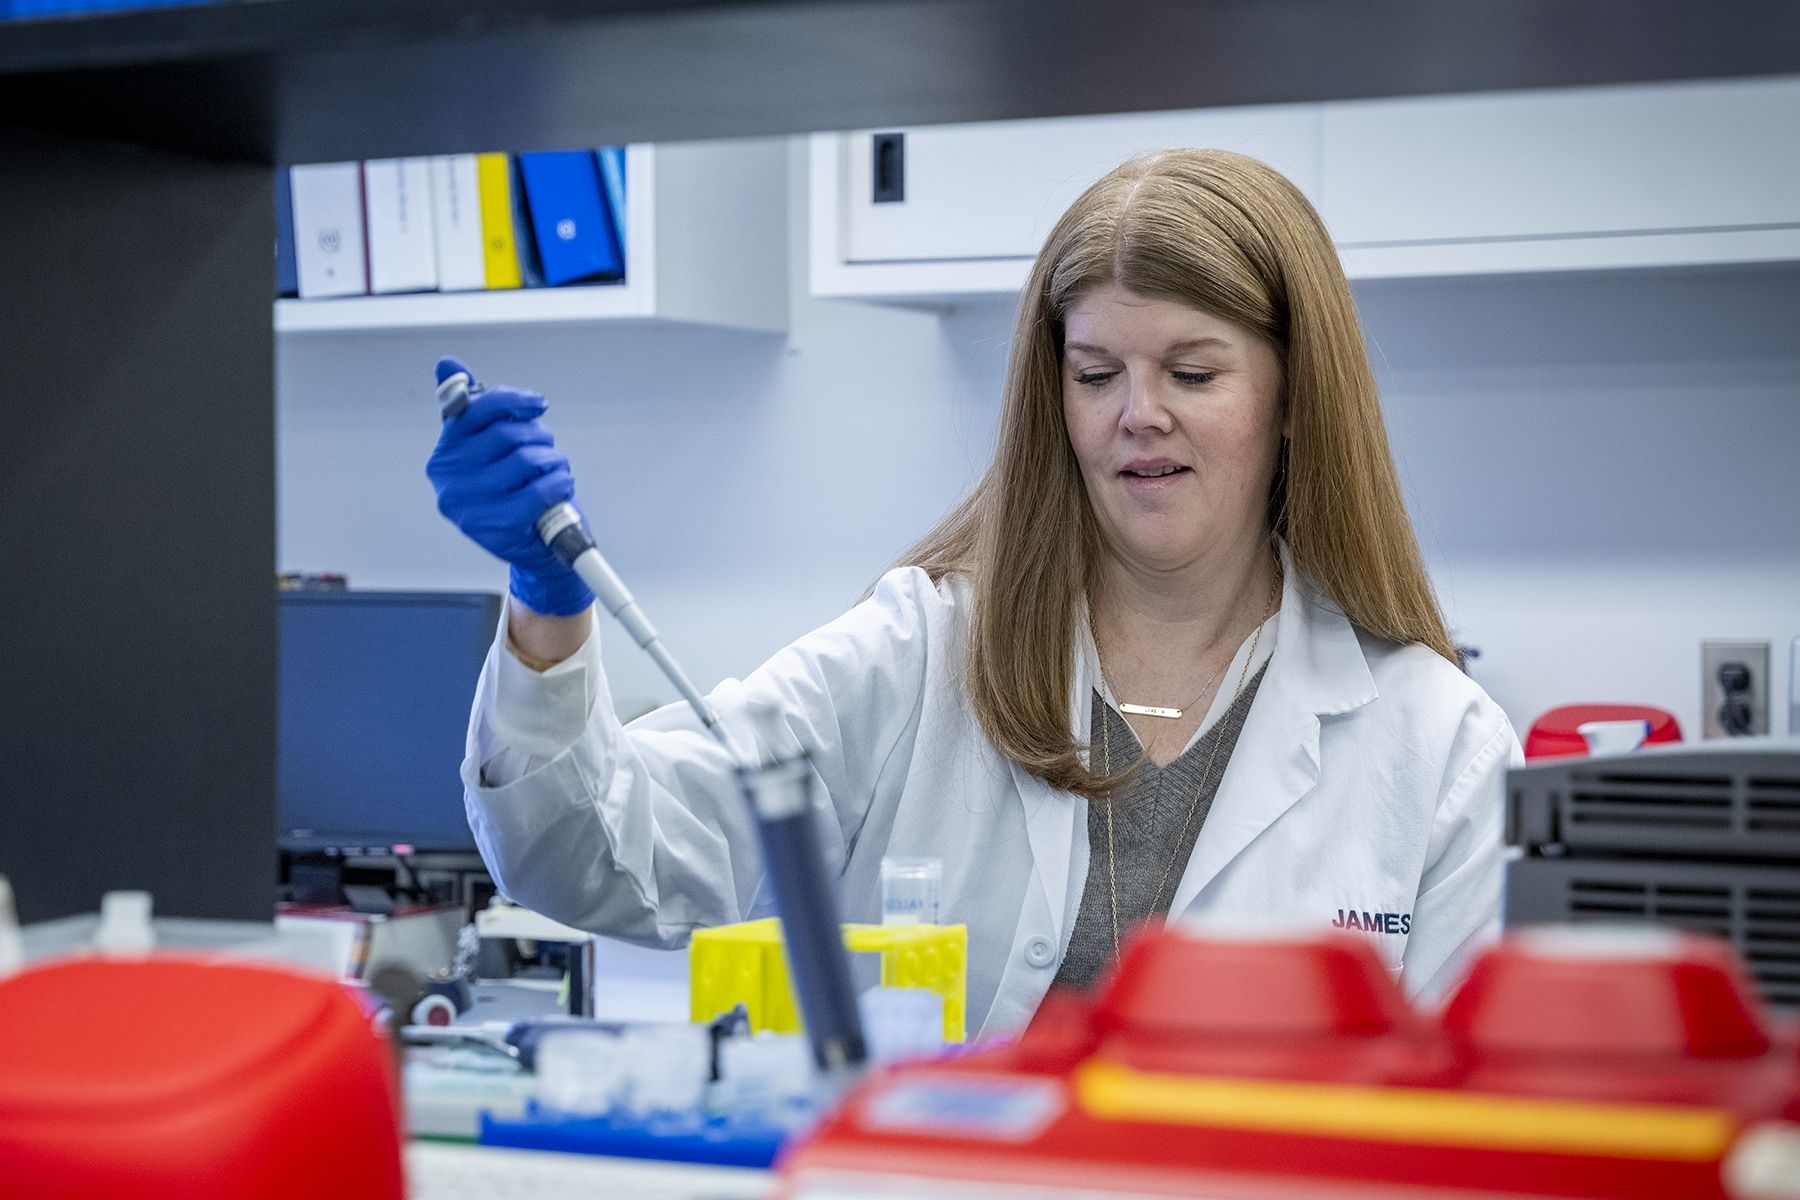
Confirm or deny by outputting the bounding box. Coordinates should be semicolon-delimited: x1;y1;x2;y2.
275;283;650;331
277;140;788;335
1337;226;1800;281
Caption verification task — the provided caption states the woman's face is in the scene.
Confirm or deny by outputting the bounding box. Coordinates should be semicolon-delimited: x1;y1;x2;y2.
1062;283;1287;579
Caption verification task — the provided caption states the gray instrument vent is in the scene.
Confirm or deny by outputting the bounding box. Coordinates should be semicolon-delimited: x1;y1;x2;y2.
1509;748;1800;860
1568;878;1800;1009
1506;744;1800;1013
1507;859;1800;1011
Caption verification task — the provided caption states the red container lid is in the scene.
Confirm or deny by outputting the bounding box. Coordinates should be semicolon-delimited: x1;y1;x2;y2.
1440;927;1770;1059
1524;703;1682;761
1094;924;1415;1041
0;955;404;1200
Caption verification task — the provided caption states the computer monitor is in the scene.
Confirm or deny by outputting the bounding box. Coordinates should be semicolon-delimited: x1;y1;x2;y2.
278;591;502;854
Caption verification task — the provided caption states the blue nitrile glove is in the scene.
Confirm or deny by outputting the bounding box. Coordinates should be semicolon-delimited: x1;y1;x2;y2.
426;357;596;616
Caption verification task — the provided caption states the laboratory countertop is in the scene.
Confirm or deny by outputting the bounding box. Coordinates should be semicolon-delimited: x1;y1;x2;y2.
407;1139;770;1200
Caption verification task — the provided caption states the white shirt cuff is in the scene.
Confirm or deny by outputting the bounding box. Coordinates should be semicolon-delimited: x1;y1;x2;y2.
487;628;602;762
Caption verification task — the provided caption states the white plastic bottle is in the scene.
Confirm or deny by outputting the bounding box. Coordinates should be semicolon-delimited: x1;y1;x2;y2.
0;875;24;977
94;890;156;956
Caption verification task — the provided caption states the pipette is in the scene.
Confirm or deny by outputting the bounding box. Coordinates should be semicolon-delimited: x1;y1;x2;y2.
434;366;869;1078
436;369;728;751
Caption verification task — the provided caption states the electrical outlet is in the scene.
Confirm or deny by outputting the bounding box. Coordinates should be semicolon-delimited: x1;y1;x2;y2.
1701;640;1770;738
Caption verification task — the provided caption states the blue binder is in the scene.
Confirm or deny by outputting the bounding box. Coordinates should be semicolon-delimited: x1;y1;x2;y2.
596;146;628;276
508;156;546;289
517;151;623;286
274;168;299;298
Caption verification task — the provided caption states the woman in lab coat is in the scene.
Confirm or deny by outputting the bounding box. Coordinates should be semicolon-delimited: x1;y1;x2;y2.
428;148;1520;1037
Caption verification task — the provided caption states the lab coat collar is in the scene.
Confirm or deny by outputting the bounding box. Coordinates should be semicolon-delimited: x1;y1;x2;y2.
1009;541;1379;948
1268;540;1380;718
1165;540;1379;915
1069;541;1375;727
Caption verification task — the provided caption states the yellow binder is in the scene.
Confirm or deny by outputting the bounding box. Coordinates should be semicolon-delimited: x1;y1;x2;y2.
475;153;522;290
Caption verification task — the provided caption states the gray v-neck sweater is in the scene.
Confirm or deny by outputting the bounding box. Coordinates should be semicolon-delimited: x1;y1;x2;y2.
1052;664;1268;990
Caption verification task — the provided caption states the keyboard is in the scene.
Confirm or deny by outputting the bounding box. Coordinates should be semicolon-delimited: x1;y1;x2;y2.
406;1140;772;1200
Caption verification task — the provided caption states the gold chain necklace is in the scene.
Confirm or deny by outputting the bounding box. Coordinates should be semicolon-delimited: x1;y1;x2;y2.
1091;640;1224;721
1095;569;1280;959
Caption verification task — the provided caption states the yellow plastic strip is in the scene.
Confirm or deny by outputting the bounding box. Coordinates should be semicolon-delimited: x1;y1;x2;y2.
1074;1061;1735;1161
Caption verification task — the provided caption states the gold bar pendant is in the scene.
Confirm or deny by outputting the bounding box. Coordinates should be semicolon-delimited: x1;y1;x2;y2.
1119;702;1182;719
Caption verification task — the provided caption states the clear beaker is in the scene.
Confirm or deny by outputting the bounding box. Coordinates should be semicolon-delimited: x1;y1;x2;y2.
880;856;941;926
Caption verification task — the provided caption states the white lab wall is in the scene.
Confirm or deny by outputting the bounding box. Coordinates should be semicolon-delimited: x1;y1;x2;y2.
278;139;1800;740
278;140;1003;719
1356;267;1799;737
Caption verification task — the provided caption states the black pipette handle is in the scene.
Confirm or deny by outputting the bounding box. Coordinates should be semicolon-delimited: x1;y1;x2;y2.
741;758;867;1076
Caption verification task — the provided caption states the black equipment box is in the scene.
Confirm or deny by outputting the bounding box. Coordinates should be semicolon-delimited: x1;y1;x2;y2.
1505;740;1800;1010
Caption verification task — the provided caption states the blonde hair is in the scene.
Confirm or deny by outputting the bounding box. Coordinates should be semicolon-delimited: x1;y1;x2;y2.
900;148;1454;800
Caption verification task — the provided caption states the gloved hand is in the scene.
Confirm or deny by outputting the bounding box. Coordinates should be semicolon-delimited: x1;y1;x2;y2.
426;357;596;616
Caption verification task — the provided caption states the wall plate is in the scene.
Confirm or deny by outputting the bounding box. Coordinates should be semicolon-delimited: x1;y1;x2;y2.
1702;640;1771;738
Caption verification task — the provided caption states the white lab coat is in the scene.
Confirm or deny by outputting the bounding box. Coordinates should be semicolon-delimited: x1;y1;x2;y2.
463;542;1520;1037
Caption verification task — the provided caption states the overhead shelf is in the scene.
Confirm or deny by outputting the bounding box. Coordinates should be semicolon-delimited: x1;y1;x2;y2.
275;139;789;334
2;0;1798;164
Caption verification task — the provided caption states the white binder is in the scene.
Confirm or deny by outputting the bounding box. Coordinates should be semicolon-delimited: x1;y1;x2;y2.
429;155;486;293
364;157;438;294
289;162;368;299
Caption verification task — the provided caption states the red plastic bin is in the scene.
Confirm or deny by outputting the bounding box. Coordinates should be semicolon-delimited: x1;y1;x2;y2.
1525;703;1682;761
0;955;404;1200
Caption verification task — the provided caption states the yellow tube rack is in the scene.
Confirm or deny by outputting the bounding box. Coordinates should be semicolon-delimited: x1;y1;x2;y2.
689;918;967;1043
